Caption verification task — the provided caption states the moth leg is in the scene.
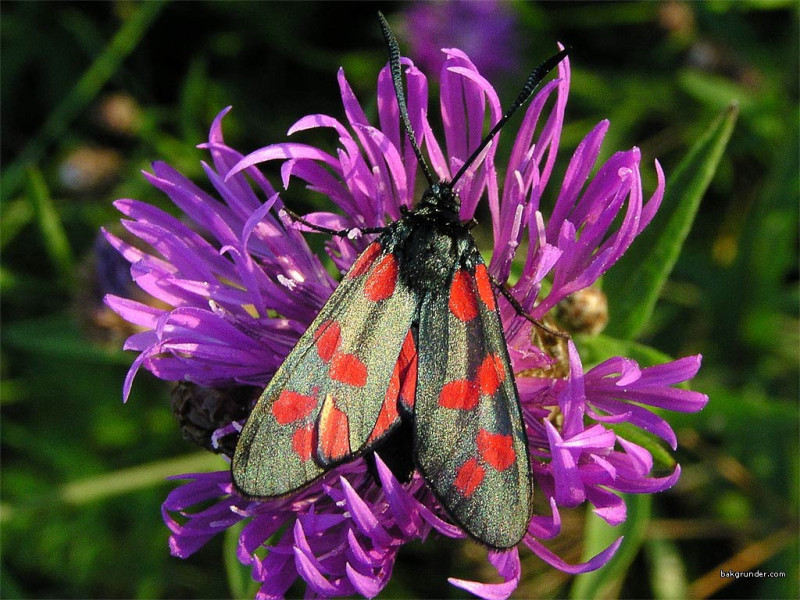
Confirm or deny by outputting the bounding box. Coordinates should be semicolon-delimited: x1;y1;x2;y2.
489;274;569;339
282;208;386;237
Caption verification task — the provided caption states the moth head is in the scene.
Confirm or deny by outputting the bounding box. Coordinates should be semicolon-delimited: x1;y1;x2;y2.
378;12;569;211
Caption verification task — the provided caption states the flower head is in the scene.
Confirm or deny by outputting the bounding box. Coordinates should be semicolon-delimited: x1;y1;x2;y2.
106;44;707;599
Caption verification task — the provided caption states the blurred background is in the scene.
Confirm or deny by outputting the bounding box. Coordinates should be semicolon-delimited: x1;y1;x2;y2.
1;1;797;598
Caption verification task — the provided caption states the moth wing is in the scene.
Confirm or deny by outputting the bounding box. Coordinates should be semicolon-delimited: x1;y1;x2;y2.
414;256;532;549
232;239;417;498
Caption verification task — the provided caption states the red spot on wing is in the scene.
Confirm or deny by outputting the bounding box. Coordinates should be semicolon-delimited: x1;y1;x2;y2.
439;379;479;410
454;457;485;497
348;242;382;279
329;353;368;388
368;367;400;443
364;254;398;301
475;264;496;311
317;394;351;461
477;353;506;396
398;330;418;411
368;328;417;442
292;424;315;461
315;320;341;362
477;429;516;471
271;390;317;425
449;269;479;322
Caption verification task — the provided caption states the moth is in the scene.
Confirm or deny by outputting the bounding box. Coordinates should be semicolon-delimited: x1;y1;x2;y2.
232;13;568;550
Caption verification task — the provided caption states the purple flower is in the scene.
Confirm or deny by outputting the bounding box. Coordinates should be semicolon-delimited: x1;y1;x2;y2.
105;45;707;599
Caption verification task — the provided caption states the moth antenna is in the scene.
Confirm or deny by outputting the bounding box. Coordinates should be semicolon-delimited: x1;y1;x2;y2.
378;11;436;187
451;46;571;187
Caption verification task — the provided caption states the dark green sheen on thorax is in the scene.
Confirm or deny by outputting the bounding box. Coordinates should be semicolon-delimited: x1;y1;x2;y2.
385;182;480;294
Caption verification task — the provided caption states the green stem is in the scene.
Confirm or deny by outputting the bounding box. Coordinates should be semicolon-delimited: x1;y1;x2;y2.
1;452;223;523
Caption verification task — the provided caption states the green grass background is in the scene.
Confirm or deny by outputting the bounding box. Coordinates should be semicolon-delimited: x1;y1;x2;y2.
1;2;797;598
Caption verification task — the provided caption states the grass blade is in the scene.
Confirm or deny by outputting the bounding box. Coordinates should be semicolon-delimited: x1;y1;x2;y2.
26;167;75;286
604;103;739;340
0;198;35;250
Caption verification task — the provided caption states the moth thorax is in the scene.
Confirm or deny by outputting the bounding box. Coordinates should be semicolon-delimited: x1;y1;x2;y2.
401;228;461;292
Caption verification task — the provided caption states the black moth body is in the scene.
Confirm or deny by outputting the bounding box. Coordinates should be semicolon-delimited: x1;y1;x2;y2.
232;13;569;550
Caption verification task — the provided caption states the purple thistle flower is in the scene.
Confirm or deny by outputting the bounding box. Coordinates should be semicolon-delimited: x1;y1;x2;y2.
105;45;708;599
